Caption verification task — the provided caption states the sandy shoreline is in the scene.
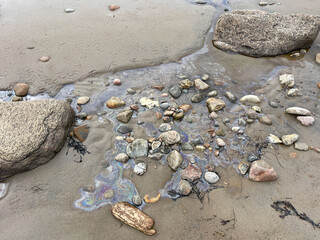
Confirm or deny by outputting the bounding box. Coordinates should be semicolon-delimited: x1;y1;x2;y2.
1;0;320;239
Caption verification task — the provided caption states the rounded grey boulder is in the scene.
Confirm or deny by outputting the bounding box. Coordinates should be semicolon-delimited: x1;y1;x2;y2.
0;100;74;179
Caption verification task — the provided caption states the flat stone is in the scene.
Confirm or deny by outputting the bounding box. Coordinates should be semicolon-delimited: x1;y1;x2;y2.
206;98;226;112
14;83;29;97
224;91;237;102
267;134;282;144
12;96;22;102
139;97;159;109
191;93;206;103
73;125;90;142
116;109;133;123
240;95;260;104
181;164;202;182
247;109;259;119
213;10;320;57
0;100;74;179
106;96;125;109
177;180;192;196
169;86;182;98
159;131;181;145
287;88;302;97
133;163;147;175
181;142;194;151
194;78;209;90
285;107;311;116
64;8;75;13
167;150;183;171
247;154;260;162
127;139;149;159
115;153;130;163
249;160;277;182
77;96;90;105
297;116;314;126
259;116;272;125
279;74;295;88
294;142;309;151
160;102;170;110
204;172;220;184
238;162;249;175
179;104;192;113
281;133;299;145
268;100;279;108
159;123;172;132
117;125;133;134
216;138;226;147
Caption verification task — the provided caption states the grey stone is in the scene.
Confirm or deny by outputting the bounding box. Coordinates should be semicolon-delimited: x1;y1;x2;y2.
177;180;192;196
167;150;183;171
213;10;320;57
294;142;309;151
0;100;74;179
127;88;136;95
126;139;149;158
117;125;133;134
115;153;129;163
191;93;206;103
169;86;182;98
279;74;295;88
204;172;220;184
0;183;9;199
116;109;133;123
224;91;237;102
148;153;163;160
207;90;218;97
133;162;147;175
181;142;194;151
268;100;279;108
160;102;170;110
132;195;142;206
159;131;181;145
285;107;311;116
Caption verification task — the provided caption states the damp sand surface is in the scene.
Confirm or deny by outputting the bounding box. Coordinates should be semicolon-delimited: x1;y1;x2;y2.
1;0;320;239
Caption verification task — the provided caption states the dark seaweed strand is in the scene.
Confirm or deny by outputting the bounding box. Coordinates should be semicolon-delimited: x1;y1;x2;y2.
271;201;320;229
66;135;91;162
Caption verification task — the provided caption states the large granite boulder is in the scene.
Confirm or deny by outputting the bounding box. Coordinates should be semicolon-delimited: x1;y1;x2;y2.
213;10;320;57
0;100;74;179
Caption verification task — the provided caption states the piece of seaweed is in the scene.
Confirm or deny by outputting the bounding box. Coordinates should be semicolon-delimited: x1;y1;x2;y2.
66;135;91;162
271;201;320;229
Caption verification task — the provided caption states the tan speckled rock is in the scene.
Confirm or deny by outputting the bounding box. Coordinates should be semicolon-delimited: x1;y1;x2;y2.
0;100;74;179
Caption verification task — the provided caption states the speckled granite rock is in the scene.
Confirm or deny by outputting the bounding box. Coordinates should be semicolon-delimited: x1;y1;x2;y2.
0;100;74;179
213;10;320;57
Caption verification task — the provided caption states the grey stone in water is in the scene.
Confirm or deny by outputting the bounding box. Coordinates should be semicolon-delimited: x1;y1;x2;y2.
224;91;237;102
177;180;192;196
159;123;172;132
117;125;133;134
259;116;272;125
160;145;171;154
281;133;299;146
191;137;204;146
201;74;209;81
191;93;206;103
238;118;247;126
167;150;183;171
160;102;170;110
294;142;309;151
132;195;142;206
126;139;149;158
181;142;194;151
207;90;218;97
222;118;230;124
116;109;133;123
127;88;136;95
213;10;320;57
171;144;180;152
137;120;144;125
240;95;260;104
268;100;279;108
0;100;74;179
76;112;87;119
169;86;182;98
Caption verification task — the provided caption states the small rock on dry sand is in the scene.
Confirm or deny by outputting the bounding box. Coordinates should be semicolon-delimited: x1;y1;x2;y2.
14;83;29;97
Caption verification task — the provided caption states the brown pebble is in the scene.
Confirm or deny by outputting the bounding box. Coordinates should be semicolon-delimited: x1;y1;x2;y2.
214;150;219;156
163;116;171;123
76;105;82;113
130;105;139;111
317;82;320;89
179;104;192;113
161;93;169;97
113;78;121;85
109;4;120;11
86;116;93;120
152;85;164;91
14;83;29;97
203;143;210;148
192;110;197;114
126;137;134;143
148;138;156;143
39;56;50;62
155;112;162;119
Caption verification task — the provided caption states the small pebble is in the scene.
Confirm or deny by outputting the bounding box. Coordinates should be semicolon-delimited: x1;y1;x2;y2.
64;8;75;13
113;78;121;85
204;172;220;184
39;56;50;62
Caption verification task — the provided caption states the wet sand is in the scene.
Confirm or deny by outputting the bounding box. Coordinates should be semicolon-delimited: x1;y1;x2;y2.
1;0;320;240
